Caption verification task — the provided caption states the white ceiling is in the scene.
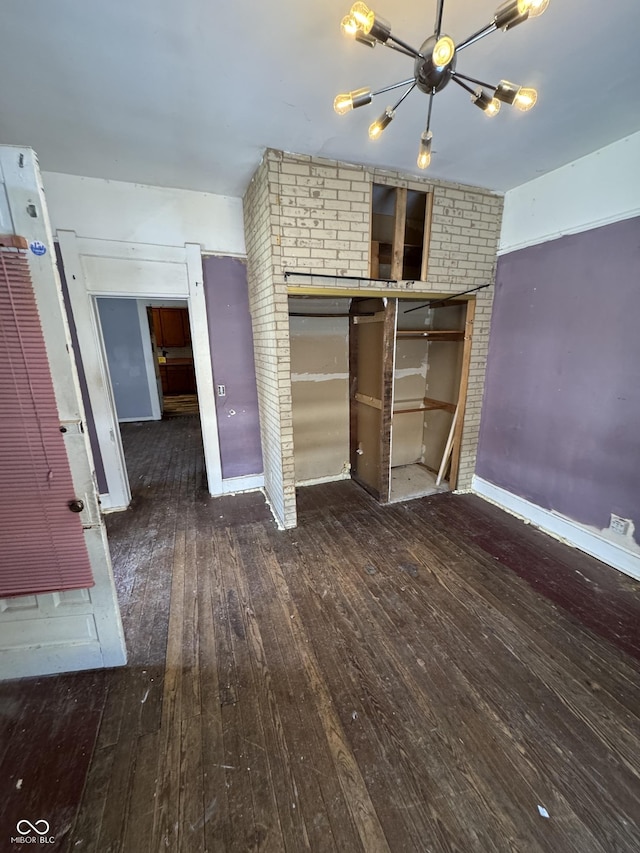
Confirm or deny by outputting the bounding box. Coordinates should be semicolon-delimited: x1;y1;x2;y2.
2;0;640;198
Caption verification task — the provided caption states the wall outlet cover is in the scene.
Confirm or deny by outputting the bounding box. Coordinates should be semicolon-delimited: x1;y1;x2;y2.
609;514;630;536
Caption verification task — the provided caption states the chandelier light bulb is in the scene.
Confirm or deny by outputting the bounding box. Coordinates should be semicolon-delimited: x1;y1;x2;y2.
350;1;375;34
369;107;395;139
334;93;353;115
417;131;433;169
472;88;501;116
518;0;549;17
334;88;373;115
340;14;359;37
514;87;537;110
432;36;455;68
495;0;529;30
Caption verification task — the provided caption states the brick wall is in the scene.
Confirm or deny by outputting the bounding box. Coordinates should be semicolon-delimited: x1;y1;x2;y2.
244;149;503;528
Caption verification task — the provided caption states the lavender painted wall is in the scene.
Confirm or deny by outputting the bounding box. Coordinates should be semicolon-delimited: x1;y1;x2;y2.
476;216;640;544
203;256;263;479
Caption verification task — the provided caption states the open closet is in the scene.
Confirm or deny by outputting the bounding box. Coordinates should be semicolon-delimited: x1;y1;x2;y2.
289;293;474;503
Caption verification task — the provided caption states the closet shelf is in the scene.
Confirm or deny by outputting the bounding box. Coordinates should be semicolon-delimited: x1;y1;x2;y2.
396;329;464;341
393;396;457;415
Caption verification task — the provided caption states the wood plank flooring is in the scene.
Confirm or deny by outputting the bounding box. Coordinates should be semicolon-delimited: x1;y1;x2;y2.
2;416;640;852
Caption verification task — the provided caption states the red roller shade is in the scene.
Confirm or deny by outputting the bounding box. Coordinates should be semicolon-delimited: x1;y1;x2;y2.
0;236;94;597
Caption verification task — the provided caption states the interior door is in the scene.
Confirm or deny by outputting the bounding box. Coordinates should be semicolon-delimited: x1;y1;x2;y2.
0;145;126;679
349;297;397;502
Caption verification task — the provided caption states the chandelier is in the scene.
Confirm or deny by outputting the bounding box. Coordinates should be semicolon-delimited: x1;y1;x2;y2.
334;0;549;169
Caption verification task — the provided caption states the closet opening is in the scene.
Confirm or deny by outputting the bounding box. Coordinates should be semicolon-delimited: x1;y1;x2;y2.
288;293;474;504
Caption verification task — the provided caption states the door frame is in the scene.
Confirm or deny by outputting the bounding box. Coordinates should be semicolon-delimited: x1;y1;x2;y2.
57;232;223;508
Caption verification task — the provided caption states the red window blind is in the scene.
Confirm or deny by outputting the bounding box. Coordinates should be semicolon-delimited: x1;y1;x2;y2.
0;236;94;597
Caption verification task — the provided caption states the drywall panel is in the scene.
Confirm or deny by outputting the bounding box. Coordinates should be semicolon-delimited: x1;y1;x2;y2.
42;171;246;254
203;256;262;479
97;298;155;422
500;131;640;254
392;338;428;468
290;303;349;483
477;215;640;546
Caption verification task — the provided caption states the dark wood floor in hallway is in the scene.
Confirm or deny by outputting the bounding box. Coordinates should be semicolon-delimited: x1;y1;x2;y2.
3;415;640;852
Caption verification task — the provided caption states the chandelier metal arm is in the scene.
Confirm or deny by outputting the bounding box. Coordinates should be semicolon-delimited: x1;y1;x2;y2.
450;75;476;96
425;88;435;132
373;77;419;97
455;21;498;52
451;70;496;91
383;40;420;59
434;0;446;38
390;82;418;112
387;34;423;58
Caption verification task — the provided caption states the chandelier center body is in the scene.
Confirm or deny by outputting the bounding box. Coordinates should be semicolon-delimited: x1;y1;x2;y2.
414;36;457;94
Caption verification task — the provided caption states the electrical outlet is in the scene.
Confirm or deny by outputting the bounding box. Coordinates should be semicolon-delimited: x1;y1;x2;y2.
609;514;630;536
217;384;226;397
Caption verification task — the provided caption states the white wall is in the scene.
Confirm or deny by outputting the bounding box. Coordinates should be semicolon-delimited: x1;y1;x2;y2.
499;131;640;254
42;171;246;254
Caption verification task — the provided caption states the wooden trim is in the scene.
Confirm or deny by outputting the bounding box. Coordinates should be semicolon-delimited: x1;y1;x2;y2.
370;240;380;280
420;191;435;282
378;297;397;503
391;188;407;280
348;311;359;483
449;298;476;489
355;392;382;410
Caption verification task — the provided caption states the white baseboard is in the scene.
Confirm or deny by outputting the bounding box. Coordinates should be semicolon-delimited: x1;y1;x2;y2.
472;477;640;582
215;473;264;496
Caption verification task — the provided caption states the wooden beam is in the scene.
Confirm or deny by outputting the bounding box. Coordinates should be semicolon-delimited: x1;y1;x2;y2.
420;191;434;282
423;397;457;413
391;188;407;281
449;298;476;489
355;392;382;410
436;406;458;486
370;240;380;280
379;297;397;503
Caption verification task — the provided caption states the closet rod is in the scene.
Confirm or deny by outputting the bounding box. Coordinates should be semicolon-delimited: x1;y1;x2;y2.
403;282;492;313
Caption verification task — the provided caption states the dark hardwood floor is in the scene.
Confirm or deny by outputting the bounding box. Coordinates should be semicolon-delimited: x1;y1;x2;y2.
2;416;640;852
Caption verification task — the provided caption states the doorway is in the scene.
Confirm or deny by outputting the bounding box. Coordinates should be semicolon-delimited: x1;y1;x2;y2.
150;305;199;417
95;296;203;496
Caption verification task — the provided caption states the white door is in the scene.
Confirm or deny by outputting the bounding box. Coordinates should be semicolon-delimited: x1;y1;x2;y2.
0;146;126;678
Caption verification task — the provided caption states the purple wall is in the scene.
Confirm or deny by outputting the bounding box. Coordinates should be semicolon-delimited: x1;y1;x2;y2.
203;256;263;479
476;216;640;544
